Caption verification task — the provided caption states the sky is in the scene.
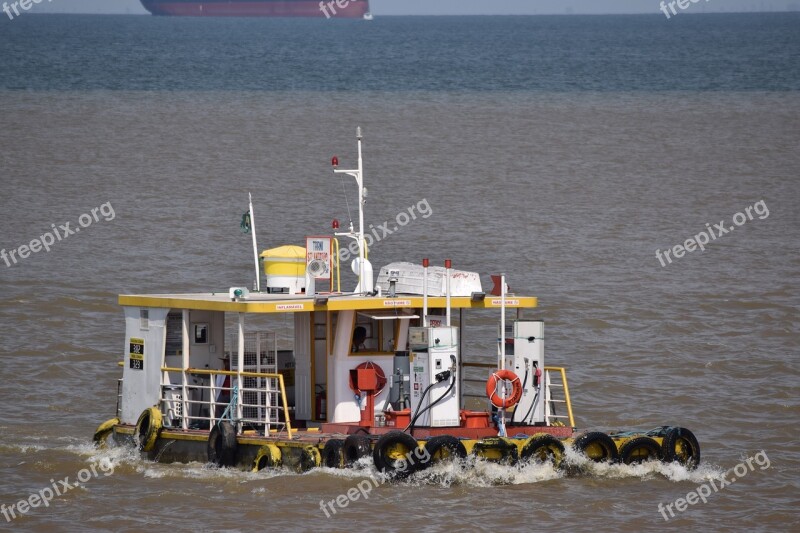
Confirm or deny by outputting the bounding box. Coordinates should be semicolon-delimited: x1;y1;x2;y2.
18;0;800;15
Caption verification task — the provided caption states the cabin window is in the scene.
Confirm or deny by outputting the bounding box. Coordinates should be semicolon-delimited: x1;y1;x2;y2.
140;309;149;330
165;311;183;356
193;323;209;345
350;317;397;355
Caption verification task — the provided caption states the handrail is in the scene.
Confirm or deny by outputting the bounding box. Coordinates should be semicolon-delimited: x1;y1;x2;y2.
161;366;293;438
461;362;575;428
462;362;495;369
545;366;575;428
332;237;341;292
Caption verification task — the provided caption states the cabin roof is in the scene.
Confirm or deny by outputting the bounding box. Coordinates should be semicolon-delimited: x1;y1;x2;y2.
118;293;537;313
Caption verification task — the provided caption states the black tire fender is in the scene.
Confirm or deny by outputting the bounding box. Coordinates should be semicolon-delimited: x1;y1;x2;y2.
661;427;700;469
343;434;372;466
135;407;162;453
618;436;661;465
421;435;467;469
207;420;237;467
572;432;619;463
520;434;565;467
372;431;420;478
471;437;519;465
252;443;281;472
299;445;321;472
93;417;119;448
321;439;346;468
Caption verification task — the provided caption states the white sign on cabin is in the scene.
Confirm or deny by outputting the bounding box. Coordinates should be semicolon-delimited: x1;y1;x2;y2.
305;236;332;288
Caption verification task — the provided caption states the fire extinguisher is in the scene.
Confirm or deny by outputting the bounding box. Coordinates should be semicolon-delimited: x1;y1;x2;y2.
315;386;326;420
533;361;541;388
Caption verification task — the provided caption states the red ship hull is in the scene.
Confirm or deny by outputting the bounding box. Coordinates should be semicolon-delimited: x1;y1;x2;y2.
140;1;369;18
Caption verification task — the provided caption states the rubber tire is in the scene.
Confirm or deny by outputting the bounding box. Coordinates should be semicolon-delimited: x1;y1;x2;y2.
343;434;372;466
299;445;322;472
321;439;346;468
207;421;238;467
472;437;519;465
93;417;119;448
618;436;661;465
372;431;420;479
520;434;565;467
421;436;467;469
572;432;619;463
135;407;162;452
661;427;700;470
252;444;282;472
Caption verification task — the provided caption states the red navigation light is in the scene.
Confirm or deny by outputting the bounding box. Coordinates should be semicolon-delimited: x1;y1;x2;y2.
445;259;452;269
332;156;339;168
332;219;340;230
422;258;429;268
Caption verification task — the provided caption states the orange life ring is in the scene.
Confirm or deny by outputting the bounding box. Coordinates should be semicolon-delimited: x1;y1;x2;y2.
485;369;523;409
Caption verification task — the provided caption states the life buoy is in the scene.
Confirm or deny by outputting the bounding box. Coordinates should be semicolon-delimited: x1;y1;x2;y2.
207;420;237;467
93;417;119;448
135;407;162;452
485;369;523;409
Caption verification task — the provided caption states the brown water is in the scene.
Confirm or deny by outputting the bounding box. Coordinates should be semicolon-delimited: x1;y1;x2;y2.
1;90;798;531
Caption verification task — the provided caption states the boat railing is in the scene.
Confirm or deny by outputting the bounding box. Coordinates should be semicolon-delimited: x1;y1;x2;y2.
543;367;575;428
460;361;495;409
461;362;575;428
160;367;293;439
116;378;123;419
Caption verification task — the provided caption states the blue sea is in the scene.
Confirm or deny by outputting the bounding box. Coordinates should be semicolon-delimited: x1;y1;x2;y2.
1;12;798;533
1;14;799;91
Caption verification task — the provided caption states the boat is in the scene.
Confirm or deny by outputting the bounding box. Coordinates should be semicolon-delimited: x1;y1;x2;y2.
139;0;370;18
93;128;701;477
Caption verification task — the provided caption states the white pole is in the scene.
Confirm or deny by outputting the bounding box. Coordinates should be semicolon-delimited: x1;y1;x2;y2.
237;312;245;430
498;273;507;437
445;259;452;327
249;193;261;292
422;258;429;326
500;273;506;371
356;127;365;293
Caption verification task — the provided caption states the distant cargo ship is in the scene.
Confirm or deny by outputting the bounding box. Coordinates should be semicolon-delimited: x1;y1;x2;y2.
140;0;370;18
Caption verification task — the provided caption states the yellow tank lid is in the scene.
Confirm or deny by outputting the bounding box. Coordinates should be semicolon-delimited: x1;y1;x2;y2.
260;245;306;260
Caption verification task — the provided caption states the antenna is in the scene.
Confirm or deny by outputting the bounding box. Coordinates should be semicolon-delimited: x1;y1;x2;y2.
332;127;369;293
248;193;261;293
